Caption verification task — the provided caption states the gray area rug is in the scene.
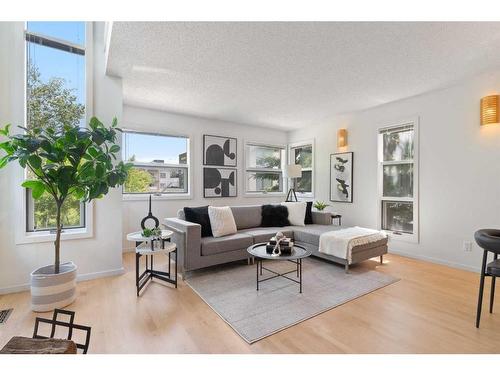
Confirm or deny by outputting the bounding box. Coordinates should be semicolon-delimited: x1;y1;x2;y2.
186;257;399;343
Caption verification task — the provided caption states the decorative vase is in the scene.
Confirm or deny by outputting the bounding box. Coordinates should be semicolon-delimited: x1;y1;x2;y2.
30;261;77;312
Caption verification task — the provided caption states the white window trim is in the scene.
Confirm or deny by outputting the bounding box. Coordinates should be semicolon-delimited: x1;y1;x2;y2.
243;140;287;197
288;139;315;199
376;116;419;244
17;22;94;244
121;128;194;201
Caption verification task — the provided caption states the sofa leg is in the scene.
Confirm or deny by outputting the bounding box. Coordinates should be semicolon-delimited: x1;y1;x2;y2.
380;255;383;264
345;264;349;274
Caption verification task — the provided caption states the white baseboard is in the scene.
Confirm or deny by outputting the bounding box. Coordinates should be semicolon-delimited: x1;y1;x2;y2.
75;267;125;282
389;249;480;273
0;267;125;295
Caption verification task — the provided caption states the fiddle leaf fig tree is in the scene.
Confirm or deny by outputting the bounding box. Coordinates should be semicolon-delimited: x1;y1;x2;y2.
0;118;132;273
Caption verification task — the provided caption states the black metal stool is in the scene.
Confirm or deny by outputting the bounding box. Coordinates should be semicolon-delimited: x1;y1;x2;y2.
474;229;500;328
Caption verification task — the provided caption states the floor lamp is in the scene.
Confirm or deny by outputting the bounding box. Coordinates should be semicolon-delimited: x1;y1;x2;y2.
285;164;302;202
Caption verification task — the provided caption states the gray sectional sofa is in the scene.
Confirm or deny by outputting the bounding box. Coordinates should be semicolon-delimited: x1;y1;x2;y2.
165;204;388;277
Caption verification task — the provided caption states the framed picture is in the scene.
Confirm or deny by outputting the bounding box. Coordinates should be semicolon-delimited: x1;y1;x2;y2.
203;135;237;167
330;152;353;203
203;167;237;198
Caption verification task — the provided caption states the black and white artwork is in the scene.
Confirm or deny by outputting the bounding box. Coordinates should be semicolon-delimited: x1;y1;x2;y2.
203;167;237;198
330;152;353;203
203;135;237;167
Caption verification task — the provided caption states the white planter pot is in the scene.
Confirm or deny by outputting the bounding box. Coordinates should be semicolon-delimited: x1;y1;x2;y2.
30;261;77;312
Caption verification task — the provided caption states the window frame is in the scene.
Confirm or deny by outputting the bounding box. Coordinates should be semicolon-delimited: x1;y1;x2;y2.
377;117;419;243
16;22;94;245
288;139;315;199
243;141;287;197
121;129;193;201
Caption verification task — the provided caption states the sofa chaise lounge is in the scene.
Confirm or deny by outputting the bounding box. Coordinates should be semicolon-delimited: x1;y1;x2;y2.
165;204;388;277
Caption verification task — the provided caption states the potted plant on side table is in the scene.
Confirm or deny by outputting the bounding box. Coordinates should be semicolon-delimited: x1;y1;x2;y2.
0;118;131;311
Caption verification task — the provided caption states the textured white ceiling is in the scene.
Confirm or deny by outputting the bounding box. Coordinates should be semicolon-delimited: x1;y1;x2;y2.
107;22;500;130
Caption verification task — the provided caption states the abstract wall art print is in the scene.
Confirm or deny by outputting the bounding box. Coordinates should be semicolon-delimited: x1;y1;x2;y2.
330;152;353;203
203;167;237;198
203;135;237;167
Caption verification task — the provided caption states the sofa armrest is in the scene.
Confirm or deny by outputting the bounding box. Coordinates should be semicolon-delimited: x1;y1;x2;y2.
164;217;201;274
312;211;332;225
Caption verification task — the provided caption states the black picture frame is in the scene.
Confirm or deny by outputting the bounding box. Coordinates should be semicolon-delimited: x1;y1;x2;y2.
330;152;353;203
203;134;237;167
203;167;237;198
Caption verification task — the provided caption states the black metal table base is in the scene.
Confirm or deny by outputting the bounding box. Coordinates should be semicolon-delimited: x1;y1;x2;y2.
135;242;177;296
256;258;303;293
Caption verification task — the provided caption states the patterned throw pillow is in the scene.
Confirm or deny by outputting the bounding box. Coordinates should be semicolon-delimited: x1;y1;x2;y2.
208;206;238;238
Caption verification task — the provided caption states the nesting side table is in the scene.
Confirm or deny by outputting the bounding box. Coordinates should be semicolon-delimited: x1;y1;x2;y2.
126;230;177;296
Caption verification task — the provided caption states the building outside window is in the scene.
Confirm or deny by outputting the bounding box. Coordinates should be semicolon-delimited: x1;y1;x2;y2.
25;22;87;232
378;120;419;242
245;142;286;194
122;131;190;195
289;141;314;197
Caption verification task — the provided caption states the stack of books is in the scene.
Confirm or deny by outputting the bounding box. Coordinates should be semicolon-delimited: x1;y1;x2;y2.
266;236;294;255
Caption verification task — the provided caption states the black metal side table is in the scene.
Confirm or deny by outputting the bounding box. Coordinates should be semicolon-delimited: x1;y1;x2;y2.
127;230;178;296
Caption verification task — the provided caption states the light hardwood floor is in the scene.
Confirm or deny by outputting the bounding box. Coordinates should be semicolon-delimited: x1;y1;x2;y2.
0;252;499;353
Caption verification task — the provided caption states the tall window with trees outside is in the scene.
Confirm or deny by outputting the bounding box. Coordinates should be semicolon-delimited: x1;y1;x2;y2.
122;131;189;195
378;122;418;241
245;143;285;194
25;22;87;232
290;142;313;196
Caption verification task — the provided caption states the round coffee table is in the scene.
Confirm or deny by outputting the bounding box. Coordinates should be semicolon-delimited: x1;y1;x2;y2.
247;243;312;293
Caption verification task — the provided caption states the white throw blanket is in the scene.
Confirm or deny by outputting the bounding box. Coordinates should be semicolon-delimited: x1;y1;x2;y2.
319;226;387;264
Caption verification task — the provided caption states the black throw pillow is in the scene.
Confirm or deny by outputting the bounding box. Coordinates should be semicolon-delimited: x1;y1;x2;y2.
261;204;290;227
183;206;213;237
304;201;313;225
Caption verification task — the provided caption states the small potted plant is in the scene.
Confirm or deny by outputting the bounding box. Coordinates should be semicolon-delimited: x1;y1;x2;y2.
0;118;131;311
313;201;330;211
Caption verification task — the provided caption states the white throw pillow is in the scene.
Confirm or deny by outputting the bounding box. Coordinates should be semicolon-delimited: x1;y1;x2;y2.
208;206;238;238
281;202;307;226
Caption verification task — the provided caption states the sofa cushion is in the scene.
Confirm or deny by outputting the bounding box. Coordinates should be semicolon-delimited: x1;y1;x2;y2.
292;224;337;246
261;204;290;227
184;206;213;237
230;205;262;230
208;206;237;238
238;227;294;244
177;209;186;220
201;233;253;256
281;201;307;226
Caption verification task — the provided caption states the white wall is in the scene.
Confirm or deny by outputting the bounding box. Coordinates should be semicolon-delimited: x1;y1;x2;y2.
289;68;500;272
0;22;125;293
122;106;288;250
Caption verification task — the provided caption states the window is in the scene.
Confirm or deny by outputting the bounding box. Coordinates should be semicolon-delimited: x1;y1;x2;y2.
378;120;419;242
123;131;190;195
289;141;314;197
25;22;87;232
245;143;286;194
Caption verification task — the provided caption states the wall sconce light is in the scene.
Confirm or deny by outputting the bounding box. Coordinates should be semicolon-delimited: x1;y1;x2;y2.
337;128;347;148
480;95;499;126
